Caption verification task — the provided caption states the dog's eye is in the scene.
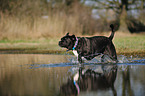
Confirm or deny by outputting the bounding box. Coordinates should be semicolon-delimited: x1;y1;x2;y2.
62;38;67;40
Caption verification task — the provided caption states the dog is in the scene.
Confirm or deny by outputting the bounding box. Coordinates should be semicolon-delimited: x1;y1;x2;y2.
59;24;118;63
60;65;118;96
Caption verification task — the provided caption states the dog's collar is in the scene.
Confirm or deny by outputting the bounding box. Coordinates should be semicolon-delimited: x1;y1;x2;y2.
72;37;78;50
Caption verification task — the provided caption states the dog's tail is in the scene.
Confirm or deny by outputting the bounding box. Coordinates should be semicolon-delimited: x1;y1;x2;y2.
109;24;115;40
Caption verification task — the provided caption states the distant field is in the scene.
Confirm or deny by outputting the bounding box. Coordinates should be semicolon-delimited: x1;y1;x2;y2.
113;33;145;55
0;33;144;56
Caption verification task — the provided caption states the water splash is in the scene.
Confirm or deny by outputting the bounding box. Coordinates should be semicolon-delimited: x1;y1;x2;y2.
24;55;145;69
68;54;130;64
118;55;129;63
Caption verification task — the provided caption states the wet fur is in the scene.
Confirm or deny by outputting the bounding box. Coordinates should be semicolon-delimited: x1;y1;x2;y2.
59;24;118;63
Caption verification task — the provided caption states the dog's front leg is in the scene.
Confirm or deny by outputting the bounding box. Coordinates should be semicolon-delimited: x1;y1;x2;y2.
78;54;83;64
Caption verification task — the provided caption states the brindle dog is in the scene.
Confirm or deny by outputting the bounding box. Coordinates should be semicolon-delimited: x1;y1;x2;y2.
59;24;118;63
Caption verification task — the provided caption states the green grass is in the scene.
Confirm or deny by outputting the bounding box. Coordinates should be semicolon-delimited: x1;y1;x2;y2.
0;35;144;56
114;35;145;53
0;40;39;43
0;38;61;50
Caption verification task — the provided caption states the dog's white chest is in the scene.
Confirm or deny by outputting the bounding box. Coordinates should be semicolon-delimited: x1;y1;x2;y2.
73;50;78;57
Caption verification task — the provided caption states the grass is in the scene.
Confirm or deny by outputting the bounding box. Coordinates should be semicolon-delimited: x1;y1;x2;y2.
0;33;144;57
0;12;86;40
0;1;144;56
114;34;145;54
0;40;39;43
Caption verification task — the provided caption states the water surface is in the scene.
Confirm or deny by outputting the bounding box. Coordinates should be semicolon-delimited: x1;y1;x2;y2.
0;54;145;96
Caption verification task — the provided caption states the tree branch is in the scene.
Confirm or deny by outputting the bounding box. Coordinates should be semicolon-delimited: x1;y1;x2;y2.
93;6;120;13
128;6;145;10
128;0;136;5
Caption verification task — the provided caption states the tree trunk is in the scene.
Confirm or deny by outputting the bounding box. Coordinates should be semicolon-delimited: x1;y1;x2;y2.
118;5;130;33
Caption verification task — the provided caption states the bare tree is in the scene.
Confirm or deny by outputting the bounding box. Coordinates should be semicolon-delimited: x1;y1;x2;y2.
87;0;145;32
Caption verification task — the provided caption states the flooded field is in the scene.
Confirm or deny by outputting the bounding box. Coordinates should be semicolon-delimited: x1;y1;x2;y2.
0;54;145;96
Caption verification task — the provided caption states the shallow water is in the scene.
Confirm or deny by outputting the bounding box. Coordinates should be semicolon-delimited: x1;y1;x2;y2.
0;54;145;96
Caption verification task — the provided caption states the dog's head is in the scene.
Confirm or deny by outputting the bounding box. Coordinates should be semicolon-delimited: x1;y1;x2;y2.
59;33;76;50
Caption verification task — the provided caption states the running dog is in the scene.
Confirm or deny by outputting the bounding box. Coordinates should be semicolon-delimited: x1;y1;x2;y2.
59;24;118;63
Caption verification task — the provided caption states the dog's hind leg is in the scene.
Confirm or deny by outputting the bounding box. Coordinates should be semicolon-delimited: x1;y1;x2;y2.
104;42;118;63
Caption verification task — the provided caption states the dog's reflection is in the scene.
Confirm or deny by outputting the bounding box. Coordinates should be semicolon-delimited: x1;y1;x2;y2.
60;65;118;96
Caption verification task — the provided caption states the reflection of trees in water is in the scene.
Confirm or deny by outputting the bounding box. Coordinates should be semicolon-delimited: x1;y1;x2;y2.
122;66;134;96
0;54;71;96
121;65;145;96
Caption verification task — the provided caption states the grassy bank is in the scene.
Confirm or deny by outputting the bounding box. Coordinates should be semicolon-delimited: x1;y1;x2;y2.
113;33;145;56
0;32;144;56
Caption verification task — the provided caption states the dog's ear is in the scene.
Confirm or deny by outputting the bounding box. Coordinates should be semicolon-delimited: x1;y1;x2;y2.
72;35;75;38
66;33;69;36
72;35;76;41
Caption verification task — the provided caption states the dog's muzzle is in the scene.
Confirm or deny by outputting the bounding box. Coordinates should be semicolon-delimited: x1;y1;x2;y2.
59;41;62;46
59;41;65;47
